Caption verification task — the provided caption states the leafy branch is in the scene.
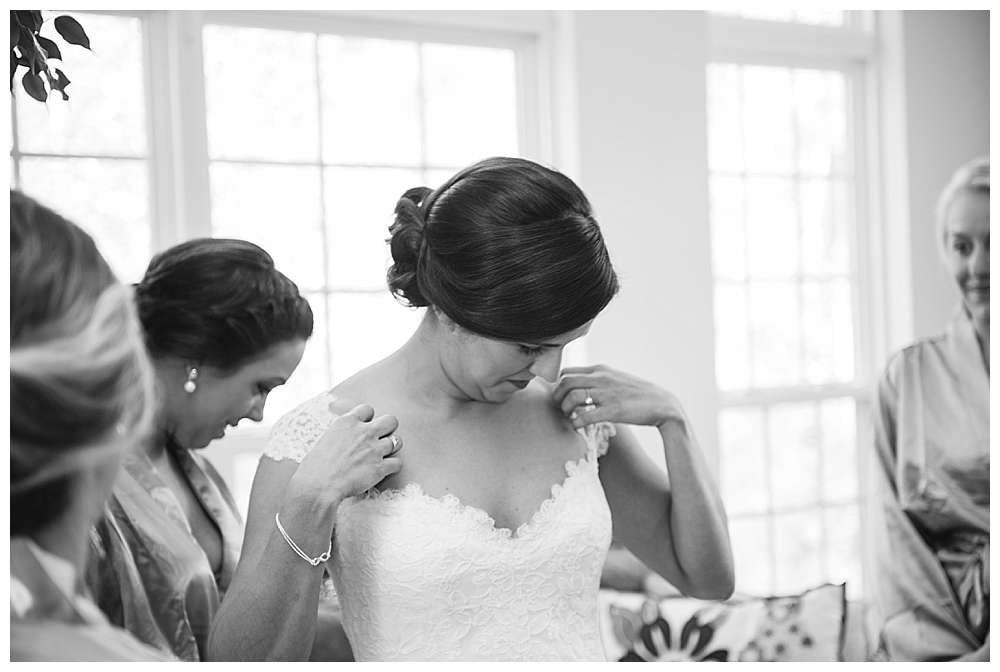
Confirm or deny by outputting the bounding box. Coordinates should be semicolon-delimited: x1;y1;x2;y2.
10;10;90;102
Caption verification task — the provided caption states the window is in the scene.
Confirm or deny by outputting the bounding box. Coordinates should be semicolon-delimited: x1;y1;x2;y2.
705;13;878;600
11;12;152;282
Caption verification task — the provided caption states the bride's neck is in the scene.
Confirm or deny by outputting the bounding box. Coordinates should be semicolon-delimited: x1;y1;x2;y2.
393;320;480;415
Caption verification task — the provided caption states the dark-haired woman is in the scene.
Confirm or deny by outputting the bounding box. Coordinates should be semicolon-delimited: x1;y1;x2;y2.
10;190;168;661
211;157;734;661
86;238;402;661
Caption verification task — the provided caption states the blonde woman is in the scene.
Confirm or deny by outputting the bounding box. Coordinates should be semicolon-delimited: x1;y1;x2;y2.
9;190;168;661
869;157;990;661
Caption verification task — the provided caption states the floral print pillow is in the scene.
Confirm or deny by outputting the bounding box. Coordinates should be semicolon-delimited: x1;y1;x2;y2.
599;592;764;661
599;583;848;662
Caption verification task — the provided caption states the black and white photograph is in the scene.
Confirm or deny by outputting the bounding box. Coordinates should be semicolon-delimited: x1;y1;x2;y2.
8;6;990;663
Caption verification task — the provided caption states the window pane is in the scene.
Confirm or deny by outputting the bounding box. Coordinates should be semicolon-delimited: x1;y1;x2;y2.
423;43;518;166
742;67;794;175
324;166;423;290
802;280;837;384
424;167;459;188
18;157;151;282
209;163;326;292
768;401;821;510
748;281;802;387
328;293;425;385
719;407;768;516
823;504;863;599
16;13;146;157
319;36;422;166
203;26;320;162
714;283;751;391
773;509;824;593
709;175;747;281
745;177;797;279
820;398;858;502
794;69;847;176
800;178;850;277
730;517;772;595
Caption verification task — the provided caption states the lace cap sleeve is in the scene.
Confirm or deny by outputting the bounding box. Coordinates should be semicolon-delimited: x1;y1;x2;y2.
579;421;617;460
263;392;340;464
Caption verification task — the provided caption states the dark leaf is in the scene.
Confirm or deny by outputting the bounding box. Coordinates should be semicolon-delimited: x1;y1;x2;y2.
10;52;17;91
690;622;715;657
26;33;48;75
17;25;34;54
640;617;671;656
54;15;90;50
11;15;20;50
36;35;61;61
701;649;730;662
51;67;69;99
14;10;40;32
21;69;46;101
42;68;68;101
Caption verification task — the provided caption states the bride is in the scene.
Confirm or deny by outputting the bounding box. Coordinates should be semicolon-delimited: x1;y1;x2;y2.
209;157;734;661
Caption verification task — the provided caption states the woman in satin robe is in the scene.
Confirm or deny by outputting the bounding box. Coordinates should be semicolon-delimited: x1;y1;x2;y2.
84;237;316;661
84;237;394;661
868;156;989;661
10;190;168;661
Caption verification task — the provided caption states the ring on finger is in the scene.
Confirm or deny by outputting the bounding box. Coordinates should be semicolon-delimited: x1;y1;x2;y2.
584;388;594;406
388;434;401;455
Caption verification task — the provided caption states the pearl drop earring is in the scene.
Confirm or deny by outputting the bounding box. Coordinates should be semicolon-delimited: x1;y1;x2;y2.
184;367;198;394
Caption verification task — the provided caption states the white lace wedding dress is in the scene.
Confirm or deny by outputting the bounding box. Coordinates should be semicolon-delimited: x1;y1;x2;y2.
264;392;614;661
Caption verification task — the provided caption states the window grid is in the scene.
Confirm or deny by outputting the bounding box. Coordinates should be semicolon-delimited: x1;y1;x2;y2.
709;59;867;599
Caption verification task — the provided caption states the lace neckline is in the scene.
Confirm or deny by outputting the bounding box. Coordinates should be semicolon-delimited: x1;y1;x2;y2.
356;453;594;541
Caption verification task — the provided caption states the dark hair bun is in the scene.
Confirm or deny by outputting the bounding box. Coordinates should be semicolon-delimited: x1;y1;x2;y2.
387;186;433;308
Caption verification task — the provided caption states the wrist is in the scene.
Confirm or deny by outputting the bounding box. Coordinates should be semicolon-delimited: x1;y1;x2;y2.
284;471;346;522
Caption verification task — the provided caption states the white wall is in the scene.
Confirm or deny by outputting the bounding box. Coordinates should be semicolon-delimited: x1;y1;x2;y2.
568;10;718;473
901;10;990;342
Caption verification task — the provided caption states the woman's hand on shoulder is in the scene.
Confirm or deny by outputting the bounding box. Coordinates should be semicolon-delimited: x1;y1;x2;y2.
552;364;684;430
289;403;403;506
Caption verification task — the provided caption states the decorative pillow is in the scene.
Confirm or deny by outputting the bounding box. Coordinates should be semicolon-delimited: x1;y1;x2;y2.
738;583;847;662
599;590;765;661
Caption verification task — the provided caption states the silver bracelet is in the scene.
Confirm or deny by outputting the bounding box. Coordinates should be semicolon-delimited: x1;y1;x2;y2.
274;512;331;566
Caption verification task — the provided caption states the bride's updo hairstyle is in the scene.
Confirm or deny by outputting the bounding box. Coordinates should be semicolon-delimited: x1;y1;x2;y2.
387;157;619;341
136;238;314;373
10;190;155;537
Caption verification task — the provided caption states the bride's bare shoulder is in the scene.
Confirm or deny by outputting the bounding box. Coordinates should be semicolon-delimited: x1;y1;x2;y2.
329;357;399;415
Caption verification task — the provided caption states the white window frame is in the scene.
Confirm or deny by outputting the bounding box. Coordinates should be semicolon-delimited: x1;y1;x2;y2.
706;10;890;601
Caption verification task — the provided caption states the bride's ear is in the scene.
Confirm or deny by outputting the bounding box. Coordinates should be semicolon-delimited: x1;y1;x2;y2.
430;306;461;334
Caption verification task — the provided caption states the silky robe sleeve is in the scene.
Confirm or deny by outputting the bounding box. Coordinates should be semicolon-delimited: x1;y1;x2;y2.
867;360;983;661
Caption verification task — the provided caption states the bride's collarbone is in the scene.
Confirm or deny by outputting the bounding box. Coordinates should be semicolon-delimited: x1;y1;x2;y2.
380;417;585;513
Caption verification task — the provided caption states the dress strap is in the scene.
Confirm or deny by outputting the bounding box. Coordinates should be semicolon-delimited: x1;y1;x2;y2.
579;421;616;462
